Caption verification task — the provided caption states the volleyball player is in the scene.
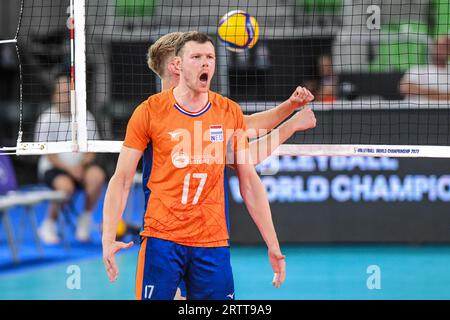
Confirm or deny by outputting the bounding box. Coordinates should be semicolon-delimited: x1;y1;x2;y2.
102;32;287;300
146;32;316;299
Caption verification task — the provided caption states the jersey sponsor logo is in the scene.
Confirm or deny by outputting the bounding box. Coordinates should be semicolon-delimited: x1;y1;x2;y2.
210;125;223;142
172;152;219;168
191;155;218;165
168;131;183;139
172;151;190;168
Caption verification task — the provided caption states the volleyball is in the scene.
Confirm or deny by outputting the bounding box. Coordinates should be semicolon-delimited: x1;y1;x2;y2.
217;10;259;52
116;219;127;239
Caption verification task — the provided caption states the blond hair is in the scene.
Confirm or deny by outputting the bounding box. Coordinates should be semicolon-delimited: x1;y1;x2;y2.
147;32;184;78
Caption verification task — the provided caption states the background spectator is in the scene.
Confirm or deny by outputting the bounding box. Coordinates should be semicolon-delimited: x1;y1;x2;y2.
400;36;450;100
34;75;106;244
304;54;337;103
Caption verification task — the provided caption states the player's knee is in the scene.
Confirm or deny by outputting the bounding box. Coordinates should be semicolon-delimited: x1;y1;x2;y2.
53;175;75;195
84;165;106;189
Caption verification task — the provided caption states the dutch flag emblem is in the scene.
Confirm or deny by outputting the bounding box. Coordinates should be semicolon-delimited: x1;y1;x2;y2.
210;125;224;142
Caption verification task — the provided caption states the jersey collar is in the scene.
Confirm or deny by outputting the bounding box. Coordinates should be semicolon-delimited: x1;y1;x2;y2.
169;88;213;117
173;101;212;117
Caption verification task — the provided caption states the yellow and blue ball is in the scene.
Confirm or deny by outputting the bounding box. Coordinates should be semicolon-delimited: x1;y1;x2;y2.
218;10;259;52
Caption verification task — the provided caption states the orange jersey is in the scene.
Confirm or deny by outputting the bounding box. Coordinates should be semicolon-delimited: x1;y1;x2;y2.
124;88;248;247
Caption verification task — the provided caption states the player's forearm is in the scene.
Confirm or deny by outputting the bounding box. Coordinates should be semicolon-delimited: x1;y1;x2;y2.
102;174;132;242
244;100;293;137
239;173;281;250
249;120;295;165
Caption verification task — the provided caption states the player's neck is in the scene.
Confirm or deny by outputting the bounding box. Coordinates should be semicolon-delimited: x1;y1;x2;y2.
161;77;177;91
161;80;170;91
173;85;209;112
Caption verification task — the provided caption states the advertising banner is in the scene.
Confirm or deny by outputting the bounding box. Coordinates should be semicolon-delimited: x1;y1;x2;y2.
228;156;450;243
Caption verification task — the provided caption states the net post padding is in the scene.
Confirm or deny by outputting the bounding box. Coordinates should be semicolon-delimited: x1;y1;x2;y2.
74;0;87;152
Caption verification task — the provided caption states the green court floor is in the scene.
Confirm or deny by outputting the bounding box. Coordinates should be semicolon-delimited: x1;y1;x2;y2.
1;245;450;300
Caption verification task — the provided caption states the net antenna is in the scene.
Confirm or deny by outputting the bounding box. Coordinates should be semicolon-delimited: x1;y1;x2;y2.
5;0;450;158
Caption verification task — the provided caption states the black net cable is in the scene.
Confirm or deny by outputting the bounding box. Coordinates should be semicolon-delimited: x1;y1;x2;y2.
15;0;25;145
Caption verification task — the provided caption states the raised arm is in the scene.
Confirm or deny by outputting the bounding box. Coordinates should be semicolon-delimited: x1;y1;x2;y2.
102;146;143;282
244;86;314;138
249;106;316;165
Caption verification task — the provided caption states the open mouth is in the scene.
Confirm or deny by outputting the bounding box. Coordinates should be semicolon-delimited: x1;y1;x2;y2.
199;73;208;83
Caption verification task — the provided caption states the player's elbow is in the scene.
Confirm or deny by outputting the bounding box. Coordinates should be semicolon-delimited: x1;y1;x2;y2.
237;167;258;199
110;170;134;192
239;173;265;215
239;178;252;199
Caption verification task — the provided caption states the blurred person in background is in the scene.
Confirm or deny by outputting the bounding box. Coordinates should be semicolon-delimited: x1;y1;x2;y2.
304;54;337;103
400;35;450;100
315;54;337;103
34;74;106;244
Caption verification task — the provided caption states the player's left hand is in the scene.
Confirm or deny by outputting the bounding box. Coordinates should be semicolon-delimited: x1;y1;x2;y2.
288;86;314;109
268;247;286;288
288;106;316;132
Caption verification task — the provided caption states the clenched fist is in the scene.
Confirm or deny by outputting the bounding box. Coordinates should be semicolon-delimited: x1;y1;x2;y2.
288;86;314;109
288;106;317;132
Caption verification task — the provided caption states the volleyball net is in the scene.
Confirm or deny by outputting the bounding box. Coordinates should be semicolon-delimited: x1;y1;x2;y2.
2;0;450;157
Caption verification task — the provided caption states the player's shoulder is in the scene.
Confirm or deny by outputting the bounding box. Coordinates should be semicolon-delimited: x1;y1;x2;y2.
147;89;173;105
209;90;241;113
148;89;174;112
134;89;172;115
